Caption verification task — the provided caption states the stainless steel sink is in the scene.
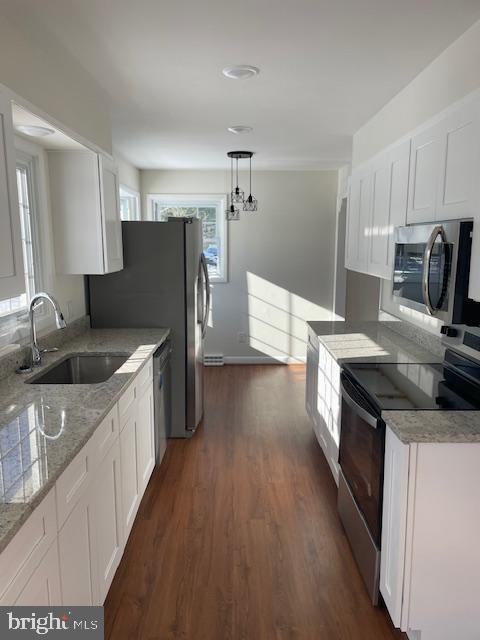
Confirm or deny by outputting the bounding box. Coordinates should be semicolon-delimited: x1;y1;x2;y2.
27;353;130;385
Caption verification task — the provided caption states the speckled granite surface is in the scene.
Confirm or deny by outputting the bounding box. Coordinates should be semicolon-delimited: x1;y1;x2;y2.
307;320;443;364
384;411;480;444
307;320;480;445
0;326;170;553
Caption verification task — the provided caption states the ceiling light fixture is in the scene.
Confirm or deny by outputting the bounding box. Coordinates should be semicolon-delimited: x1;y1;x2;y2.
226;151;257;220
16;125;55;137
227;125;253;135
222;65;260;80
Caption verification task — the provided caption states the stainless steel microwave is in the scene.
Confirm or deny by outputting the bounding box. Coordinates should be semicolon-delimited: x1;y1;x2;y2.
393;221;480;325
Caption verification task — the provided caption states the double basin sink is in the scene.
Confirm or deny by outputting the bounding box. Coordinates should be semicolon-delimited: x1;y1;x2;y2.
27;353;129;385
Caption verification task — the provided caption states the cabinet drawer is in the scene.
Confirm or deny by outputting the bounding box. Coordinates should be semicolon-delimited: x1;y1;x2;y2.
118;381;137;426
56;441;94;529
90;404;119;464
0;490;57;603
136;359;153;395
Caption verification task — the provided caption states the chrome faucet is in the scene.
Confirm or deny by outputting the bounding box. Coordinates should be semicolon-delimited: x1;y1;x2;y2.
29;292;67;366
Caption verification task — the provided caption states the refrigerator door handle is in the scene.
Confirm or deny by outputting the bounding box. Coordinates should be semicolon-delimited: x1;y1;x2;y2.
200;253;211;337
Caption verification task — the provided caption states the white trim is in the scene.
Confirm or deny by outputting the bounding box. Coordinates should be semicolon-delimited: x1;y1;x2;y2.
222;355;306;365
146;193;228;283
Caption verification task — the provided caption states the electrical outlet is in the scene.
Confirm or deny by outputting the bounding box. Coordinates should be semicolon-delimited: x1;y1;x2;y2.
238;332;247;344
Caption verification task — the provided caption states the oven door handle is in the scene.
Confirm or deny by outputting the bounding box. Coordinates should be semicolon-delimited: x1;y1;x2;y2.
340;376;381;429
422;225;447;315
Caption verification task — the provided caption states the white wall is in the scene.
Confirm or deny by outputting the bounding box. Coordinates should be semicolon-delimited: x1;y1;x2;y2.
0;13;111;153
141;169;339;363
116;154;140;193
353;20;480;167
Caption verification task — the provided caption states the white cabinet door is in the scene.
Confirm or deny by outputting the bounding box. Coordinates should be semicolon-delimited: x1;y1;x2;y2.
407;123;442;224
93;439;123;603
346;165;372;273
48;150;123;275
306;332;319;425
14;543;61;606
369;156;391;279
58;490;97;605
0;91;25;298
436;99;480;222
369;140;410;279
380;428;410;627
136;384;155;495
99;155;123;274
386;140;410;271
120;408;140;541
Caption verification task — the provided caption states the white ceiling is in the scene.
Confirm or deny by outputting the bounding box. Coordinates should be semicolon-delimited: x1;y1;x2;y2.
4;0;480;170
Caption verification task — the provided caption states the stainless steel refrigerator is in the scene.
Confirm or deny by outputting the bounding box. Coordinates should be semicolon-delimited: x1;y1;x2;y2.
88;219;210;438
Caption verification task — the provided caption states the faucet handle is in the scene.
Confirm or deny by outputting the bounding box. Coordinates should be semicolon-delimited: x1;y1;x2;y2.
41;347;59;354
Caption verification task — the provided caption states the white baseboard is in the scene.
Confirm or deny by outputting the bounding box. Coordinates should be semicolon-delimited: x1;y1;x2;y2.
222;355;306;365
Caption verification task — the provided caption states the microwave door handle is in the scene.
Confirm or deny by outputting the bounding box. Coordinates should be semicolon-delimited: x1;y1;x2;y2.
422;225;447;315
340;377;380;429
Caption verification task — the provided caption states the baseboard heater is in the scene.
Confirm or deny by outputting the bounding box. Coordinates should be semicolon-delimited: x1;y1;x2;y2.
204;354;224;366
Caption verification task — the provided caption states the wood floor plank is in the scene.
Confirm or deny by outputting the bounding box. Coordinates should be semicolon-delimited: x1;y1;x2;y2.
104;364;405;639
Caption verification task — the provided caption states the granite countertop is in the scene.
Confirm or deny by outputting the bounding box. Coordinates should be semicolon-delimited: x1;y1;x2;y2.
0;327;170;553
307;320;443;364
307;320;480;445
384;411;480;444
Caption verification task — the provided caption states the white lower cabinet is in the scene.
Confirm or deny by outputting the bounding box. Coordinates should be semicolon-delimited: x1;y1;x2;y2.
381;427;480;640
58;490;97;606
0;356;157;606
305;332;341;485
14;542;61;606
93;439;123;603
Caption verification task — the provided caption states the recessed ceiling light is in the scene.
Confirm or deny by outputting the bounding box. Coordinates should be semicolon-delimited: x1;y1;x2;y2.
222;65;260;80
16;125;55;137
227;125;253;135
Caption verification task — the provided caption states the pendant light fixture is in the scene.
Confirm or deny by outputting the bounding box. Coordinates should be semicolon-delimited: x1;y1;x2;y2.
243;153;258;212
226;156;240;220
226;151;258;219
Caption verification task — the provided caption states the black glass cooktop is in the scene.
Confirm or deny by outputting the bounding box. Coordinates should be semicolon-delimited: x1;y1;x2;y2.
344;357;480;411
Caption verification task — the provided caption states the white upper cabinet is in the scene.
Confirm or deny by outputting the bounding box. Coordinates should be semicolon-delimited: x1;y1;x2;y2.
0;92;25;299
345;165;372;274
48;150;123;275
347;139;410;280
408;95;480;225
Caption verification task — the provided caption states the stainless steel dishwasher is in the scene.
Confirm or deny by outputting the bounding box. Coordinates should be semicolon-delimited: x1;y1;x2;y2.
153;339;172;465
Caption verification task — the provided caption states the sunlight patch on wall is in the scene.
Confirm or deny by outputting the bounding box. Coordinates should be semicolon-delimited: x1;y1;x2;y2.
246;272;332;361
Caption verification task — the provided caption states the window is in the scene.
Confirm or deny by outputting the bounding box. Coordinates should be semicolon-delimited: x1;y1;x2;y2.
119;185;141;221
147;194;228;282
0;157;41;320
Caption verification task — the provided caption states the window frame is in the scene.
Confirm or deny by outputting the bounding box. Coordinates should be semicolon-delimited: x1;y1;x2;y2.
0;150;43;328
119;184;141;221
146;193;228;283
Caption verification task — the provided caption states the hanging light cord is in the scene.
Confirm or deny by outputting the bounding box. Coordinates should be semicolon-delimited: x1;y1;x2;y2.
236;157;239;191
249;155;252;196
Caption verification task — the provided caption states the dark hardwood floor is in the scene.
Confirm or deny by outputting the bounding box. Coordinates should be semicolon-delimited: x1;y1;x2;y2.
105;365;405;639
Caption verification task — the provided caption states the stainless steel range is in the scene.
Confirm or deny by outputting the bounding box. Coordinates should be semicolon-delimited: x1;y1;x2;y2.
337;326;480;605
